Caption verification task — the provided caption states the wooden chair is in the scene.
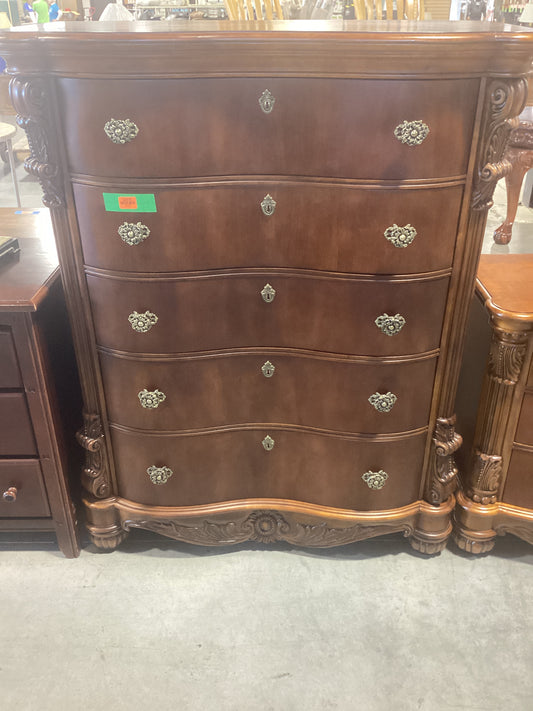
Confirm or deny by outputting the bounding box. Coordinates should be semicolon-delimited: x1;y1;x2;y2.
353;0;423;20
225;0;284;20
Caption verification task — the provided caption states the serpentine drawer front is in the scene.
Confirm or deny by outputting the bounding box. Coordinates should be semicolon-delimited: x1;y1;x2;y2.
59;77;478;180
3;23;531;553
73;182;464;275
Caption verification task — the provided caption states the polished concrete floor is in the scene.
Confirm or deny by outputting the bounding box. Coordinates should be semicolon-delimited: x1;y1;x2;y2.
0;132;532;711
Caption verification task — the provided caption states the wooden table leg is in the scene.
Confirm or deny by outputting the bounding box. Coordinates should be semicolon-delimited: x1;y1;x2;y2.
493;146;533;245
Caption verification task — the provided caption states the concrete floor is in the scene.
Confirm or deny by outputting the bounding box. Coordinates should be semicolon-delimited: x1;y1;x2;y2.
0;126;532;711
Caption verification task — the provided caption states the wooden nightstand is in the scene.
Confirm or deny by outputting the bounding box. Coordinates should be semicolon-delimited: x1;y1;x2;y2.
0;209;81;557
455;254;533;553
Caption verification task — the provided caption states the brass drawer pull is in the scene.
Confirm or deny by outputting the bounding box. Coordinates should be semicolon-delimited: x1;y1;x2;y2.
2;486;17;502
375;313;406;336
147;465;173;485
384;224;417;248
261;284;276;303
128;310;158;333
118;221;150;246
394;120;429;146
261;194;276;216
104;118;139;144
362;470;389;490
262;435;275;451
368;392;397;413
258;89;275;114
261;361;275;378
138;388;166;409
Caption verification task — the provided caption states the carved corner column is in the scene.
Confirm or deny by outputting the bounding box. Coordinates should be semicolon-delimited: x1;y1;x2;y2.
454;325;529;554
9;74;115;508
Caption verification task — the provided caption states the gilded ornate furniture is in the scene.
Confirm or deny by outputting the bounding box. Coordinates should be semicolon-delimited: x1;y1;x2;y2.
0;210;80;557
0;21;531;554
455;255;533;553
493;105;533;244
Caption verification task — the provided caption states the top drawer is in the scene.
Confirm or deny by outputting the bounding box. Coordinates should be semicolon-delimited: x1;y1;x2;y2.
58;77;479;180
0;329;22;388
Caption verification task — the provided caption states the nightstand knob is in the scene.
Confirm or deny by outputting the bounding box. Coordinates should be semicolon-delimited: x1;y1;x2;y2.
118;221;150;246
261;284;276;303
384;224;417;248
104;118;139;144
2;487;17;503
368;392;397;413
258;89;275;114
261;361;275;378
375;313;406;336
394;120;429;146
138;388;166;409
128;310;158;333
362;470;388;490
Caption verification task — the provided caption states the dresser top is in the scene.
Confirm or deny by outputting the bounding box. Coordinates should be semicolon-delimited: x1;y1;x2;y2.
477;254;533;325
1;21;532;77
0;209;58;312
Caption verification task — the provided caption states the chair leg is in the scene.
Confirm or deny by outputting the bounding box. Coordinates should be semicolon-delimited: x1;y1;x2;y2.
493;147;532;245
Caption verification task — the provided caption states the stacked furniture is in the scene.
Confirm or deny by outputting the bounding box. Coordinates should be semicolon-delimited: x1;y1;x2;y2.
455;255;533;553
0;210;80;557
0;21;531;553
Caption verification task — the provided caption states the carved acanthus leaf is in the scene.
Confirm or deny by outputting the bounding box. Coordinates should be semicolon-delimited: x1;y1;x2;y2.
76;413;111;498
123;510;414;548
9;76;63;208
467;451;503;505
427;415;462;505
472;78;528;211
488;329;528;384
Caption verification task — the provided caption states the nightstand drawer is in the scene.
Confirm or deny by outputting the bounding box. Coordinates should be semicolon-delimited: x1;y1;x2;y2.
516;392;533;447
0;460;50;518
0;329;22;388
59;77;478;180
110;426;425;511
87;272;450;357
74;182;464;276
0;393;37;456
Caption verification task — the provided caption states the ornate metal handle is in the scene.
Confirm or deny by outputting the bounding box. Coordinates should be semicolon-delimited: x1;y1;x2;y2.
2;486;17;502
118;221;150;246
104;118;139;144
261;284;276;303
261;361;275;378
375;313;406;336
261;194;276;216
147;465;173;485
362;470;388;490
368;392;397;413
138;389;166;409
384;224;417;248
262;435;275;451
394;120;429;146
258;89;275;114
128;310;158;333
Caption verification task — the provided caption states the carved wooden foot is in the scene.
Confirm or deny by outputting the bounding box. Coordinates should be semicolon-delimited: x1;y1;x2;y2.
409;528;450;555
89;525;129;552
453;525;496;554
84;495;128;551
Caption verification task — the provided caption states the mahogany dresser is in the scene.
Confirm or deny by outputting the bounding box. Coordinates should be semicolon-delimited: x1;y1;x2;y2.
455;254;533;553
0;210;80;557
1;21;532;553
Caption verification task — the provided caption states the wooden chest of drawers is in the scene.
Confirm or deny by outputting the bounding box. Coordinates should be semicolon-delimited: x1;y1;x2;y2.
455;255;533;553
1;21;531;553
0;211;80;557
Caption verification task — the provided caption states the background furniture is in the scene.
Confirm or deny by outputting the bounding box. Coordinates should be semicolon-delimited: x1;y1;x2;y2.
0;210;80;557
455;255;533;553
493;105;533;244
0;22;531;554
0;121;21;209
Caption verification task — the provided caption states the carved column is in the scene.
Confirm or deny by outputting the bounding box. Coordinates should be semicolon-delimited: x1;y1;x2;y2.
9;75;114;501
